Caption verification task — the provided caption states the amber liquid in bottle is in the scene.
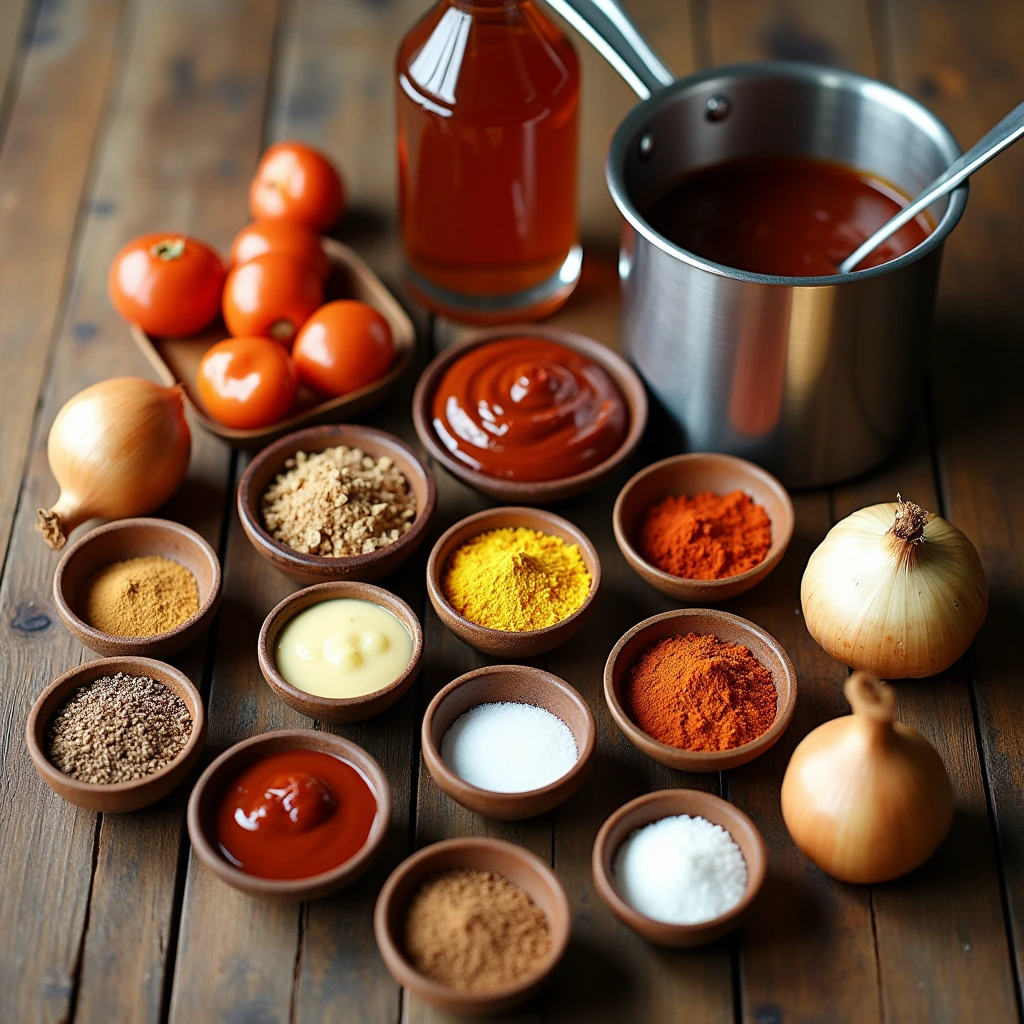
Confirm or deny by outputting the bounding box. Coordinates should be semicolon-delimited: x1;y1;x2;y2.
396;0;580;322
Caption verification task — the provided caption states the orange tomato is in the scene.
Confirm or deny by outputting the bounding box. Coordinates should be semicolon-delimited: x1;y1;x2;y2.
249;141;345;231
108;234;225;336
229;219;330;280
292;300;394;396
221;252;323;345
196;336;299;429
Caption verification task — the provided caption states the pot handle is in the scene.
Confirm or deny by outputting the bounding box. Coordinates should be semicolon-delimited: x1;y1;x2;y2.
542;0;674;100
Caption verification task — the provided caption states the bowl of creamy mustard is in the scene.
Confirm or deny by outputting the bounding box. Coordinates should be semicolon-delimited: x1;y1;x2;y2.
258;581;423;723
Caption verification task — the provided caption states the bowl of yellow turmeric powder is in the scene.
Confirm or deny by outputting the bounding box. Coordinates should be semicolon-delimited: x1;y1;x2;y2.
426;507;601;658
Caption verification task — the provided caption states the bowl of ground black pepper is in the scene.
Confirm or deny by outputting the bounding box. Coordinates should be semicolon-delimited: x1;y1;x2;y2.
238;424;436;585
26;655;206;812
425;506;601;657
613;453;794;603
374;837;571;1015
53;517;222;658
604;608;797;772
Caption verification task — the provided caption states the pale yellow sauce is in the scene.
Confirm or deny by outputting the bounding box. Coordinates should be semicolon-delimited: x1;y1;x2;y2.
275;599;412;699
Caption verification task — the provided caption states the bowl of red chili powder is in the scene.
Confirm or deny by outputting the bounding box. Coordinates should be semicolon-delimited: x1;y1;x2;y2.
612;453;794;603
603;608;797;772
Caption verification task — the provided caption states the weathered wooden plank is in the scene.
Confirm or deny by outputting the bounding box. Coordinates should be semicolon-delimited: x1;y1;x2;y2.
0;0;123;571
0;0;31;125
884;0;1024;1011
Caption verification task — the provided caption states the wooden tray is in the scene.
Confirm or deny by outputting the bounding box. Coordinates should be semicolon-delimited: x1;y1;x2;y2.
131;238;415;448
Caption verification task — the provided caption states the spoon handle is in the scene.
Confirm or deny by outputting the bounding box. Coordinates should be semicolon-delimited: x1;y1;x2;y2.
840;99;1024;273
542;0;674;100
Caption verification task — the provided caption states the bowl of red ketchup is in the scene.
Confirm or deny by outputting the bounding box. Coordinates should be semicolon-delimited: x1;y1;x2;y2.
413;325;648;503
187;729;391;900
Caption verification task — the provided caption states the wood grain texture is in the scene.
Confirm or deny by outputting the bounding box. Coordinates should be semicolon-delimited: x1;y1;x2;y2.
0;0;123;571
0;0;31;127
884;0;1024;1012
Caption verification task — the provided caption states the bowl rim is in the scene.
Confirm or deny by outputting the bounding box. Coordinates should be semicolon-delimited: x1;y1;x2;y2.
237;423;437;572
425;505;602;642
186;728;393;896
591;788;767;937
411;323;648;496
603;607;798;768
25;655;207;797
612;452;795;591
52;517;222;649
420;664;596;808
373;836;572;1004
257;580;424;713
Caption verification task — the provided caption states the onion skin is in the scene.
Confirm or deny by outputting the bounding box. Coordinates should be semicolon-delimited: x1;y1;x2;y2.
800;501;988;678
36;378;191;549
781;673;954;884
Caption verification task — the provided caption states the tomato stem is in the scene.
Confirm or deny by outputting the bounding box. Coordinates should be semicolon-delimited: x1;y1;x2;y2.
150;238;186;261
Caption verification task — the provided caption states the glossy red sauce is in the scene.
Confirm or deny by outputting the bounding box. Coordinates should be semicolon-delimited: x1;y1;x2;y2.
643;155;933;277
215;749;377;880
431;337;627;481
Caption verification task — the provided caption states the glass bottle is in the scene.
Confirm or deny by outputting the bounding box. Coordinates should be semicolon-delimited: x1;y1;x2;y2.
396;0;580;323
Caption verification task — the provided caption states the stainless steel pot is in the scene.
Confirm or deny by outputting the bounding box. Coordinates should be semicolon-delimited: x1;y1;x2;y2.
547;0;966;487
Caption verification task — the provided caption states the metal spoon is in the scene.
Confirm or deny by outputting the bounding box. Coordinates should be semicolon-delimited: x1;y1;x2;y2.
839;99;1024;273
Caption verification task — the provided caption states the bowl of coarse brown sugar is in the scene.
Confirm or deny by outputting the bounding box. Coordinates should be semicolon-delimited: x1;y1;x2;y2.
26;656;206;812
238;424;437;585
374;837;571;1016
53;517;222;658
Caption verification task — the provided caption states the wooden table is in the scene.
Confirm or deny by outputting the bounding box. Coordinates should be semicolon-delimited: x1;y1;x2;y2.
1;1;1022;1021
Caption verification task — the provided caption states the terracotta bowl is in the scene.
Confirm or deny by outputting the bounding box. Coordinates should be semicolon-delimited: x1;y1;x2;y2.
238;424;437;585
52;517;222;658
612;453;794;603
425;506;601;657
421;665;596;820
374;837;571;1016
186;729;392;901
412;324;648;503
604;608;797;772
258;581;423;723
592;789;767;947
26;656;207;812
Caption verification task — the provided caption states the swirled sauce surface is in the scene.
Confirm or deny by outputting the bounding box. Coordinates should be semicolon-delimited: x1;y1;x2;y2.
431;337;628;481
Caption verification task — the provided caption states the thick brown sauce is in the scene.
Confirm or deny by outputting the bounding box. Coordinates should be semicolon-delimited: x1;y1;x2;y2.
643;155;933;277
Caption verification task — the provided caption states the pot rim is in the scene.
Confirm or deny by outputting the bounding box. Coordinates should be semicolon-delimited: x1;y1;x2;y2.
606;60;968;287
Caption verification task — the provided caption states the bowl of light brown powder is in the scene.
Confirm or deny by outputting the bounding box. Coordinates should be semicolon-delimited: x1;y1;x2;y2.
238;424;436;585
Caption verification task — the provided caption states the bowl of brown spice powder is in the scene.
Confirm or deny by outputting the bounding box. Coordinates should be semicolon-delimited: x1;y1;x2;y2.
374;837;571;1016
239;424;436;585
26;655;206;812
53;517;222;658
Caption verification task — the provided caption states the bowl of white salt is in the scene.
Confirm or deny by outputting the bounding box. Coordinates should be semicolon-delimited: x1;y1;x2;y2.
421;665;596;820
592;789;766;946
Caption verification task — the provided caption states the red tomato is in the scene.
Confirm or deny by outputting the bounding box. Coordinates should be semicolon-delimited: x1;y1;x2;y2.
292;301;394;396
229;219;330;280
249;141;345;231
221;253;323;345
196;336;298;429
108;234;225;336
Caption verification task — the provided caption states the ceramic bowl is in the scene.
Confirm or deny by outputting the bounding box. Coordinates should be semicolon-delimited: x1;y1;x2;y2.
592;789;767;947
238;423;437;585
131;239;416;449
374;837;571;1016
604;608;797;772
26;656;207;812
186;729;392;900
425;506;601;657
258;581;424;723
612;453;794;603
52;517;222;658
412;324;648;503
421;665;596;820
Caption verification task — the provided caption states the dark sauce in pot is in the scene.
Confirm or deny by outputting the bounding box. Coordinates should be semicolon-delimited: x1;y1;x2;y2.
642;154;933;277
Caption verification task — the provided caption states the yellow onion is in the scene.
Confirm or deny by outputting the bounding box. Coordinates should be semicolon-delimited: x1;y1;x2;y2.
781;672;954;884
36;377;191;549
801;497;987;678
